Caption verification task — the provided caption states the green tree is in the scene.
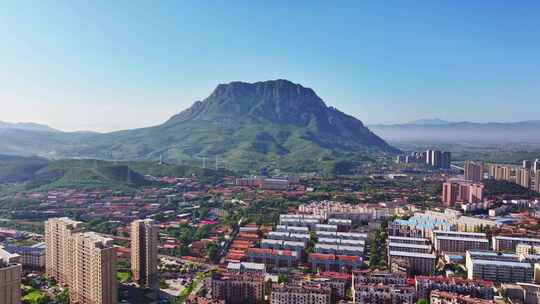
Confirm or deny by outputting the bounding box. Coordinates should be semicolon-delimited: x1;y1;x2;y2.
204;242;221;263
56;288;70;304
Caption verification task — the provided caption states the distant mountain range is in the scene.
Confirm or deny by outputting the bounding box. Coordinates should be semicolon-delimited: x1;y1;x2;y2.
0;121;59;132
406;118;452;125
0;80;396;172
370;120;540;143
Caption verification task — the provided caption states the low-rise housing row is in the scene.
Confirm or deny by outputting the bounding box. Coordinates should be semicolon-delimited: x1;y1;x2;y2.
308;253;363;272
246;248;299;268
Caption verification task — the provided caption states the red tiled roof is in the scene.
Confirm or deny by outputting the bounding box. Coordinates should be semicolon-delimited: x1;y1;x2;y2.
309;253;336;261
337;255;361;262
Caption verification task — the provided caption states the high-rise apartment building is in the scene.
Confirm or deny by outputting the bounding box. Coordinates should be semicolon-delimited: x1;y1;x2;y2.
535;170;540;193
523;160;533;170
464;161;483;182
70;232;117;304
489;164;512;181
131;219;158;290
502;166;512;181
442;182;459;206
426;150;434;166
427;150;441;168
426;150;451;169
442;181;484;205
0;247;22;304
45;218;117;304
516;168;532;189
45;217;83;285
534;159;540;173
442;152;452;170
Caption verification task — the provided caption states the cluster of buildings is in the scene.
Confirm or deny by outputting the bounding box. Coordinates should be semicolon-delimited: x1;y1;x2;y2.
389;210;498;238
234;175;300;190
240;214;367;272
488;159;540;193
396;150;451;170
37;217;159;304
440;160;488;208
208;271;351;304
206;269;503;304
0;242;45;271
44;217;118;304
298;201;391;223
442;179;484;206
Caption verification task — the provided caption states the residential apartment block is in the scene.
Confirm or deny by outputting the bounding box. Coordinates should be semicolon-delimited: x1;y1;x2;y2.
45;218;117;304
388;251;437;276
131;219;158;290
70;232;117;304
270;284;332;304
466;250;536;283
246;248;299;268
0;247;22;304
493;236;540;252
434;235;489;254
415;276;494;300
352;270;416;304
430;290;495;304
45;217;84;285
464;160;483;182
210;273;264;304
1;242;45;270
308;253;363;272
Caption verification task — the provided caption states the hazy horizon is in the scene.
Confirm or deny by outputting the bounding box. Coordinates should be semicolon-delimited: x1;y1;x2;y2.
1;1;539;132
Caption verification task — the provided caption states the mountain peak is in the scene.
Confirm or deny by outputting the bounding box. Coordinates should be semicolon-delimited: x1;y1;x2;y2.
167;79;327;125
162;79;398;159
209;79;321;105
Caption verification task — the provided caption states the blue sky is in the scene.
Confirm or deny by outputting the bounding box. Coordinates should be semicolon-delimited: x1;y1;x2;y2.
1;1;539;132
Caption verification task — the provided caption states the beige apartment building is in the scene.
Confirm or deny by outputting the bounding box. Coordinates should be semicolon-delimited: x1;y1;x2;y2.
535;170;540;193
45;218;117;304
517;168;532;189
270;284;332;304
0;247;22;304
70;232;117;304
131;219;158;290
45;217;83;285
464;160;483;182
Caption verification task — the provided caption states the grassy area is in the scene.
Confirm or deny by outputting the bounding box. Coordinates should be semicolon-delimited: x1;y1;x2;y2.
117;271;131;283
22;290;49;304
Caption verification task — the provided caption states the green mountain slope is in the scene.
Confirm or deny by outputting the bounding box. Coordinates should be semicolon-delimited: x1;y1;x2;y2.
0;80;398;172
0;157;229;192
